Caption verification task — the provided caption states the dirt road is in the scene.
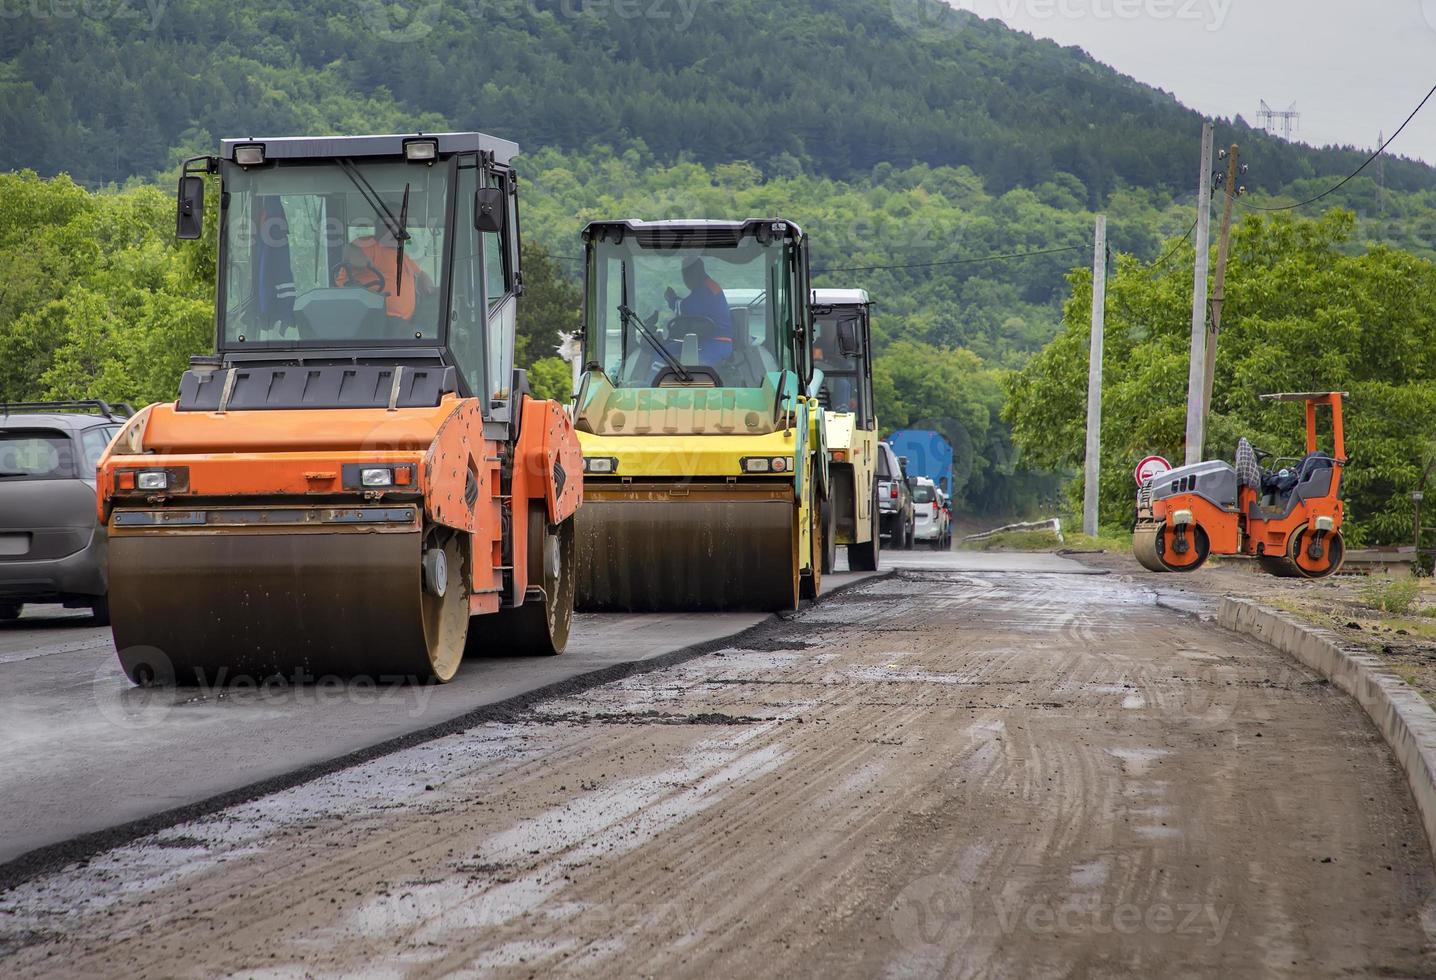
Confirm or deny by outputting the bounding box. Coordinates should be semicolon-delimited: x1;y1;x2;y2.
2;555;1432;977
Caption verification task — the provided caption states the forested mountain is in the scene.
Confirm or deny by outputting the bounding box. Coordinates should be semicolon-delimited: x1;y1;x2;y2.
4;0;1433;198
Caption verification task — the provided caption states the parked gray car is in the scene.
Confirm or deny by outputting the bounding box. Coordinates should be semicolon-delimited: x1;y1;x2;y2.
876;441;915;549
0;401;131;623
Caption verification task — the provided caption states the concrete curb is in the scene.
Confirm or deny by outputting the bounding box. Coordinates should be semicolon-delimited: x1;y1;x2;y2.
1219;597;1436;858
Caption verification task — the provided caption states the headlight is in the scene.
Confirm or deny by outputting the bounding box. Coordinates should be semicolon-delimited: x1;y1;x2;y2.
232;143;265;166
583;457;617;474
741;456;790;474
360;467;394;488
404;138;438;162
136;470;169;491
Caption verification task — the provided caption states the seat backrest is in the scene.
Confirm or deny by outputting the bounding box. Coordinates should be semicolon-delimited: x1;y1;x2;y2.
1235;438;1262;489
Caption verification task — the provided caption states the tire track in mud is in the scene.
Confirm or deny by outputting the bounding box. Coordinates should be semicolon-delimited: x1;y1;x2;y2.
2;566;1434;978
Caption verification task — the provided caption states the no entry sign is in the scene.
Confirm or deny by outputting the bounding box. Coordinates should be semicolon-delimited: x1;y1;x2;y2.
1134;455;1172;486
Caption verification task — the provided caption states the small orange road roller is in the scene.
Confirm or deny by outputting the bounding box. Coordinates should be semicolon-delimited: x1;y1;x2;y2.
1133;392;1347;578
96;132;582;684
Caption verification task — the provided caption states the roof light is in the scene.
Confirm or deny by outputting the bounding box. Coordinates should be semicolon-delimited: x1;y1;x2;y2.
233;144;265;167
404;139;438;162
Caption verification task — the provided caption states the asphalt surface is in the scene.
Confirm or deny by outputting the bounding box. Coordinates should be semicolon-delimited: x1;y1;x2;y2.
3;550;1432;977
0;567;883;867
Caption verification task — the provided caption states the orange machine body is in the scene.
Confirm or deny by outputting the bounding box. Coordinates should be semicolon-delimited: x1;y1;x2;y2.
1135;392;1347;578
98;395;582;617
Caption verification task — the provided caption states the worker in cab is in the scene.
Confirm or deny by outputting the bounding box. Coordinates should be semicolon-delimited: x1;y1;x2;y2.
335;220;435;320
664;256;733;363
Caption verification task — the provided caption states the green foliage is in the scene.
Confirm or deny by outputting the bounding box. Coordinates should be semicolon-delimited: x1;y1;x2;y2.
1006;210;1436;546
1359;577;1421;615
516;238;581;369
6;0;1435;216
0;171;211;406
527;357;573;403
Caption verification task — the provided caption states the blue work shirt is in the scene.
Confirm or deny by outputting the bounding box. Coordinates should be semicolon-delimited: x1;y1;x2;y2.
670;278;732;362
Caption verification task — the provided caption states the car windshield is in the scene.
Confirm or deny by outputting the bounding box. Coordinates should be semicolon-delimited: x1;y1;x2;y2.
0;430;75;480
912;485;936;503
584;236;794;389
220;159;450;346
814;311;864;414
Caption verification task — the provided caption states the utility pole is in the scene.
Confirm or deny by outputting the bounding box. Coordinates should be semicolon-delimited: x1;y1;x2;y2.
1184;121;1214;465
1202;143;1242;427
1083;214;1107;537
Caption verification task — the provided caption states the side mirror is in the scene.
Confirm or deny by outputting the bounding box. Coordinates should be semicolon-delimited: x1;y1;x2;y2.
176;175;204;240
474;187;504;233
836;320;860;357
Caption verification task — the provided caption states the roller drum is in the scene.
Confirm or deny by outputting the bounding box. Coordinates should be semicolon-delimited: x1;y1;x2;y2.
576;482;799;612
108;517;467;685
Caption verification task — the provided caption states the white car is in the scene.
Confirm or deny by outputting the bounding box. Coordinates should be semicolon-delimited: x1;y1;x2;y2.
911;478;951;549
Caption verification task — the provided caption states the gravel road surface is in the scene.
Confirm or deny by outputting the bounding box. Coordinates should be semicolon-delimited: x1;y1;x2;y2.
1;553;1431;977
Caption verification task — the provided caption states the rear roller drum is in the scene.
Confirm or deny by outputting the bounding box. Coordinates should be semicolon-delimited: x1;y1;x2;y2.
479;514;576;656
819;496;838;576
1286;524;1345;580
801;499;824;601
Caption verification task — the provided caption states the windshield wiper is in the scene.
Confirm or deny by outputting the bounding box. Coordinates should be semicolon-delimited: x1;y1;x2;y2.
0;470;32;477
618;304;690;384
336;159;407;245
393;182;411;297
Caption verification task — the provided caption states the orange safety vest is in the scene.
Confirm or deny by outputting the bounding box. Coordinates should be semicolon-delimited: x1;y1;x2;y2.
334;236;424;320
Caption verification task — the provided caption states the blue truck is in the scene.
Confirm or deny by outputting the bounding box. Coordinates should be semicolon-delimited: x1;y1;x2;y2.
886;429;955;496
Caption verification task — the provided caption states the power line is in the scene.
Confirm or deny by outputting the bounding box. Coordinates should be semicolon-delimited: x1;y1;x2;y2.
1243;80;1436;213
814;244;1085;276
1149;217;1199;272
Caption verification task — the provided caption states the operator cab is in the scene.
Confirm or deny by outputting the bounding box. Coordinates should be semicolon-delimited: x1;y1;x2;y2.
575;219;814;436
810;288;875;432
172;133;523;423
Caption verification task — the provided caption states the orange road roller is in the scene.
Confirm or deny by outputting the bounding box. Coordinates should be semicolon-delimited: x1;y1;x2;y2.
1133;392;1347;578
96;132;582;684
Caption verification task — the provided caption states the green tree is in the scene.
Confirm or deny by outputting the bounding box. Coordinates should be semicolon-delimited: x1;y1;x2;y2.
1006;211;1436;545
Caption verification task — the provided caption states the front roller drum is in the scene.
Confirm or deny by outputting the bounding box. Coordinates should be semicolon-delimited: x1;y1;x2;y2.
576;482;800;613
109;523;469;686
1132;521;1210;573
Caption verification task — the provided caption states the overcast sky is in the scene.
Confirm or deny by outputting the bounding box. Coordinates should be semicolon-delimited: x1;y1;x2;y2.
953;0;1436;167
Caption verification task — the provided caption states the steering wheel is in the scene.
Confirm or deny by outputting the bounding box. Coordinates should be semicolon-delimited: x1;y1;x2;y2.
664;314;724;344
1251;445;1275;464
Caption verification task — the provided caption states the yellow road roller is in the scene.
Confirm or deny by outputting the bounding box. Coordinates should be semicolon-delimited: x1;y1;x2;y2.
572;219;828;611
811;288;881;573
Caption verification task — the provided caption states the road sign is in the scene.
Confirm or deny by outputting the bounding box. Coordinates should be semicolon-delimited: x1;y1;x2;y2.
1135;455;1172;486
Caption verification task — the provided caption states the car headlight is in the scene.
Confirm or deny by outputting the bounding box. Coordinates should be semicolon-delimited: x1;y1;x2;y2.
360;467;394;488
136;470;169;491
